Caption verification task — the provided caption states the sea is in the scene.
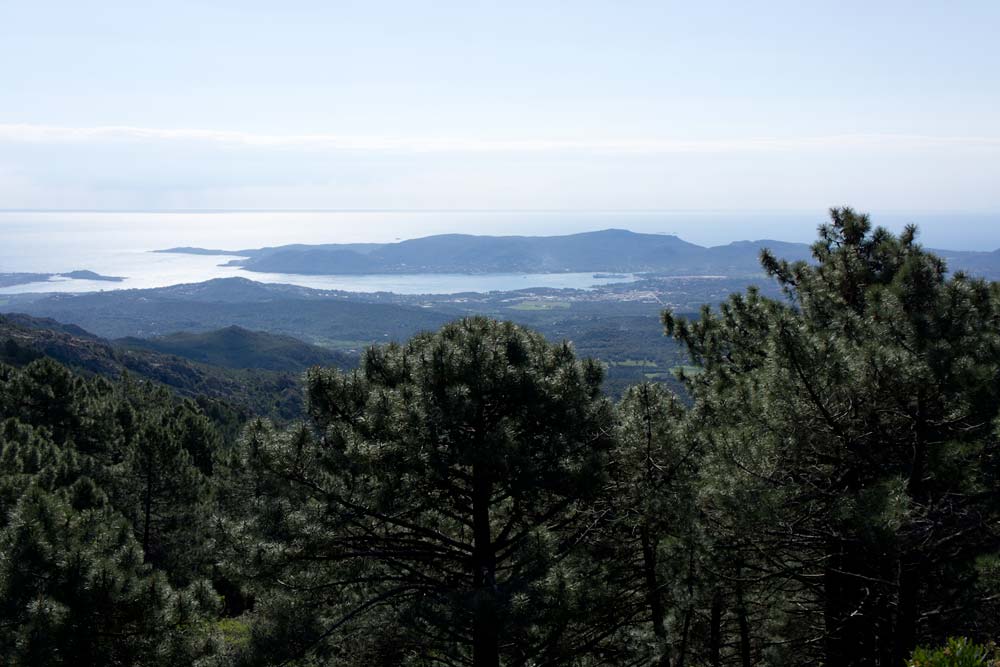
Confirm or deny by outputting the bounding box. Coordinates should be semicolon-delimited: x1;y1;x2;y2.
2;210;997;295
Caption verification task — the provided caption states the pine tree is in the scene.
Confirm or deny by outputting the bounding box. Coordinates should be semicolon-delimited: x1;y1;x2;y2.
0;485;219;665
113;408;212;582
664;208;1000;664
603;382;703;666
0;360;226;664
224;317;616;666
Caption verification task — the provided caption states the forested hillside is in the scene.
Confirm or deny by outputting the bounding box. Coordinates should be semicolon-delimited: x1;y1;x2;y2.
2;210;998;666
0;277;697;397
1;278;452;343
117;325;351;373
0;314;314;422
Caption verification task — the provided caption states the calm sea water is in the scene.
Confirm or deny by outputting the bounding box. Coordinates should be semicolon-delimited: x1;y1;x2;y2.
1;210;997;295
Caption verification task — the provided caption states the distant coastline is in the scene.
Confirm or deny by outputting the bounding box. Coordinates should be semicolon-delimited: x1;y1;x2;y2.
154;247;246;256
153;228;1000;280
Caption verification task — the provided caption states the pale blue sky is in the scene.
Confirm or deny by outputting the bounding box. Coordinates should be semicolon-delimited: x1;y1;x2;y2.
1;1;999;219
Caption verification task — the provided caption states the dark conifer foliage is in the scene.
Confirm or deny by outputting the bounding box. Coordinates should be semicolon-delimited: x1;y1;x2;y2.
0;359;225;665
222;317;618;666
600;383;704;667
664;208;1000;665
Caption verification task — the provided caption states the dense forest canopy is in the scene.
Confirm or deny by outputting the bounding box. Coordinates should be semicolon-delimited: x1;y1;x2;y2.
1;209;998;666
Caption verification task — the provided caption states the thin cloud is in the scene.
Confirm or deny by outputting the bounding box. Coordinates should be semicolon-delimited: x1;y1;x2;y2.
0;123;998;154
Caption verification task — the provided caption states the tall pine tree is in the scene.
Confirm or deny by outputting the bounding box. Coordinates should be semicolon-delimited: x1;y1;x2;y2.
664;208;1000;665
224;317;616;666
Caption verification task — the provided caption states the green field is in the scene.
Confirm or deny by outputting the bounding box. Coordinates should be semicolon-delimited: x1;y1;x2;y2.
508;300;571;311
609;359;659;367
310;338;376;352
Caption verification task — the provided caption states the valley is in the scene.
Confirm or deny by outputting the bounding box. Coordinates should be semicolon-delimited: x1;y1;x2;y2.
0;274;709;397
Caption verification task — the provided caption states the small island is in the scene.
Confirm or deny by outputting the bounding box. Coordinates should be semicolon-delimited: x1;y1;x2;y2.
58;270;126;282
0;270;125;288
154;247;246;256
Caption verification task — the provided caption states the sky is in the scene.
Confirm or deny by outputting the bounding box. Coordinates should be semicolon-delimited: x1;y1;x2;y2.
1;1;999;219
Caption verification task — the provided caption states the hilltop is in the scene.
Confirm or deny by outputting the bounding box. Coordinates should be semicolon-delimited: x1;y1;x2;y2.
0;313;349;420
117;325;351;373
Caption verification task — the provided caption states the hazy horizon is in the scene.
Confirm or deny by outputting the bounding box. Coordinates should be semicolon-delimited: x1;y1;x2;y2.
3;209;1000;256
3;2;999;230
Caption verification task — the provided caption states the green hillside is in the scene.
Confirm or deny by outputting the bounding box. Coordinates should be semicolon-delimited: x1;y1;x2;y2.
117;325;352;372
0;313;309;421
1;277;453;346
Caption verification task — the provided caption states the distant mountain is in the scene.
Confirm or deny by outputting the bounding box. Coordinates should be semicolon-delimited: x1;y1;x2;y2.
159;228;1000;279
241;229;728;275
931;248;1000;280
117;325;351;372
238;247;382;273
158;229;788;276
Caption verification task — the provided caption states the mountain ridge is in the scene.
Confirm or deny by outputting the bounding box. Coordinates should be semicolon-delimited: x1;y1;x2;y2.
116;324;352;372
155;228;1000;278
0;313;322;419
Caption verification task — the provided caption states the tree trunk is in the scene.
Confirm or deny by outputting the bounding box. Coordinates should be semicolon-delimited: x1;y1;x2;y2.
676;606;692;667
638;384;672;667
823;552;841;664
736;572;752;667
709;588;723;667
142;468;153;563
676;545;697;667
472;464;500;667
894;395;928;664
823;540;874;666
893;563;919;666
641;522;671;667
